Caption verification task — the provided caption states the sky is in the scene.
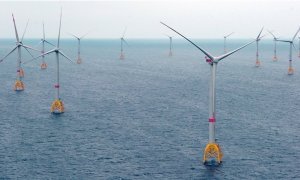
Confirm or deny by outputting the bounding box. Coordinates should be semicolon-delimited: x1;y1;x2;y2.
0;0;299;39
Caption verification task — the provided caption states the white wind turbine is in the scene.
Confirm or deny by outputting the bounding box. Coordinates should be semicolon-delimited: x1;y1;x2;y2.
38;23;55;69
164;34;173;57
277;27;300;75
120;28;128;59
68;32;89;64
0;14;39;91
161;22;255;165
268;30;279;61
223;32;234;53
254;27;265;67
24;9;73;113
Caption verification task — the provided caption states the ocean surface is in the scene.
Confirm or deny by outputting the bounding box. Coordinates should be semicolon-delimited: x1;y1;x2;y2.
0;38;299;179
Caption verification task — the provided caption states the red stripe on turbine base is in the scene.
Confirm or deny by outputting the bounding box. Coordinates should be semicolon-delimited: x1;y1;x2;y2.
54;84;60;88
17;70;20;72
209;117;215;122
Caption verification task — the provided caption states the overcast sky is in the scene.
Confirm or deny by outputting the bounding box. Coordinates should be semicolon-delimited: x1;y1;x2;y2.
0;0;299;39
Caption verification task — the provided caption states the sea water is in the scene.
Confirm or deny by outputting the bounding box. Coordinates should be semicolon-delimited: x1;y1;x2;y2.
0;39;299;179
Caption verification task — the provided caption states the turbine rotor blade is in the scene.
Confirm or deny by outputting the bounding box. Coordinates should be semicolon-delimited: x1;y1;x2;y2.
23;46;35;59
256;27;264;40
160;22;214;60
21;19;29;42
277;39;291;43
43;22;45;40
267;30;276;39
216;40;256;61
68;32;79;39
59;50;75;63
225;32;234;38
80;31;90;39
44;40;56;47
122;38;129;46
292;27;300;42
23;49;56;64
57;8;62;48
0;46;18;63
12;14;20;42
21;44;40;52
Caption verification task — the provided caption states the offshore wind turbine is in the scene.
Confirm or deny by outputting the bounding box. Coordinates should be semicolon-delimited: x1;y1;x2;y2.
0;14;39;91
68;32;89;64
161;22;255;165
38;23;55;69
24;9;73;113
165;34;173;56
223;32;234;53
268;30;279;61
277;27;300;75
120;28;128;60
254;28;264;67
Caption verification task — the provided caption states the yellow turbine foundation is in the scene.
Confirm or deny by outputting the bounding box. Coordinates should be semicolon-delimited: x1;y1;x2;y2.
51;99;64;113
14;80;24;91
203;143;223;164
77;58;82;64
18;68;25;77
255;60;261;67
288;67;294;75
273;56;277;61
41;62;47;69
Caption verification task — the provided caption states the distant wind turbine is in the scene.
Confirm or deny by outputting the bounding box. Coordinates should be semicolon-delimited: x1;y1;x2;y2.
120;28;128;60
38;23;55;69
164;34;173;57
69;32;89;64
0;14;39;91
277;27;300;75
254;27;265;67
223;32;234;53
24;9;74;113
268;30;279;61
161;22;255;165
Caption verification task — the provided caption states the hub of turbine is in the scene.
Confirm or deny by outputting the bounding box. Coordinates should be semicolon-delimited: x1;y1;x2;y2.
41;62;47;69
203;143;223;165
77;58;82;64
288;67;294;75
255;60;261;67
17;68;25;77
51;99;64;114
14;80;24;91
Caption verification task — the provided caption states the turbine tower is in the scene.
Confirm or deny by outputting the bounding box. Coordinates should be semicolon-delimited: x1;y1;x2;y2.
0;14;39;91
38;23;55;69
255;27;265;67
69;32;89;64
165;34;173;56
25;9;73;113
268;30;279;61
277;27;300;75
120;28;128;60
161;22;255;165
223;32;234;53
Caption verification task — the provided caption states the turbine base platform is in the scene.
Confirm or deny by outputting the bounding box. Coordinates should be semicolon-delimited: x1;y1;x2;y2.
77;58;82;64
120;53;124;60
273;56;277;61
288;67;294;75
41;62;47;69
14;80;24;91
255;60;261;67
18;68;25;77
203;143;223;165
51;99;64;114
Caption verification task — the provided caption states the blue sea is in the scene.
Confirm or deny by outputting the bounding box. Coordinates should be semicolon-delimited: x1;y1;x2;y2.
0;38;299;179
